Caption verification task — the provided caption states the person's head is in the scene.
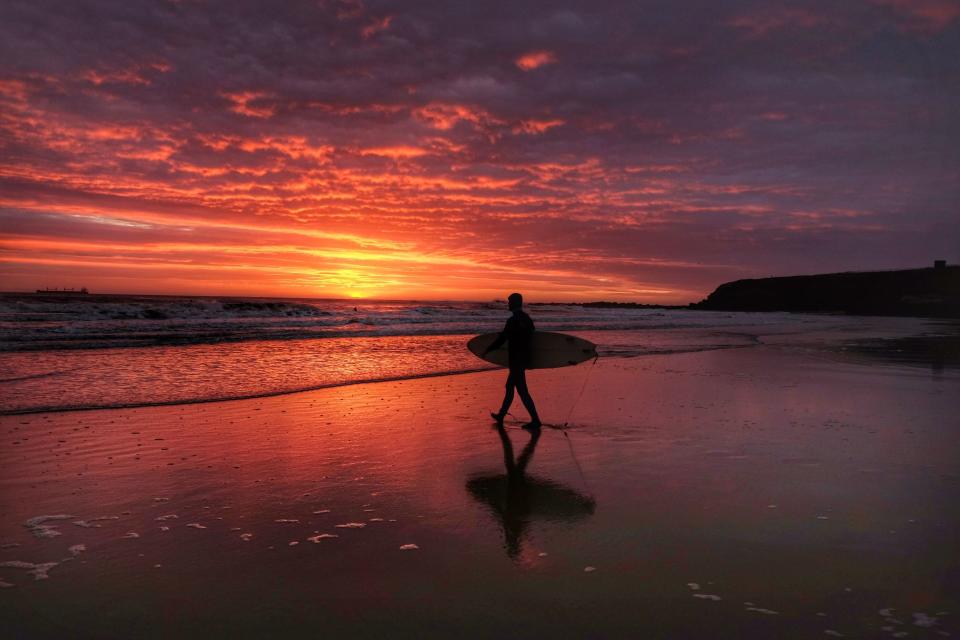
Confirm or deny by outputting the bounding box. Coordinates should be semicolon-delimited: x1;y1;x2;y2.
508;292;523;311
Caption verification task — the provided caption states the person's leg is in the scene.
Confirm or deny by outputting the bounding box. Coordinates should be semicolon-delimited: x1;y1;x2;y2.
513;368;541;427
493;370;516;422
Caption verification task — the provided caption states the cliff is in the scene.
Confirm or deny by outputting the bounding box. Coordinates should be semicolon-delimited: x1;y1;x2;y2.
693;265;960;317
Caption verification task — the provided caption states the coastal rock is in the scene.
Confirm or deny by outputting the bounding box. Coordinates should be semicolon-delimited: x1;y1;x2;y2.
693;265;959;317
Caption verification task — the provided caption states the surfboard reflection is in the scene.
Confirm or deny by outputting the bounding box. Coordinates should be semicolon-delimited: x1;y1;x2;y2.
466;425;596;561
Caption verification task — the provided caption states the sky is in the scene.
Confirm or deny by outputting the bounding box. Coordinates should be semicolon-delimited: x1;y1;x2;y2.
1;0;958;303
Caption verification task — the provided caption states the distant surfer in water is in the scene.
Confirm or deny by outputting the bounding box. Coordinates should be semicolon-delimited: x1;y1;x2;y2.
485;293;542;430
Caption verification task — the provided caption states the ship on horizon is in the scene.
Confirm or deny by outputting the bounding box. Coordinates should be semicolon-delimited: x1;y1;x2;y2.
34;287;90;295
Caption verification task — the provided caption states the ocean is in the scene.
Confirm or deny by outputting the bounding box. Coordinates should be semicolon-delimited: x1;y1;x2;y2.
0;293;952;414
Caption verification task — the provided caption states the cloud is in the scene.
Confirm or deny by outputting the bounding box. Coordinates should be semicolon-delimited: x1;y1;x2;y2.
222;91;277;119
361;15;393;39
515;50;557;71
871;0;960;34
0;0;956;301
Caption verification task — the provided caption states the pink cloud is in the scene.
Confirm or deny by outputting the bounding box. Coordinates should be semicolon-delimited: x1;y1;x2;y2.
361;15;393;39
726;8;826;37
512;118;565;135
872;0;960;34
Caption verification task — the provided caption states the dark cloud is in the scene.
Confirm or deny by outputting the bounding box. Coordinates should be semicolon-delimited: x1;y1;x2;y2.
1;0;957;300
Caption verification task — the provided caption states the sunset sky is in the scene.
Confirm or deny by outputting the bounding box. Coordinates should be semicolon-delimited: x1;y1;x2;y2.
1;0;957;302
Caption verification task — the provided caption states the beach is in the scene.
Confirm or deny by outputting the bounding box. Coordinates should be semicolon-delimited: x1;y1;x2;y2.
2;314;958;638
4;0;958;635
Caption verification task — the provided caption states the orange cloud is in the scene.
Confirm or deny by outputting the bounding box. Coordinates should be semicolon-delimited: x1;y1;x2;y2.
222;91;276;118
360;145;428;158
361;15;393;39
512;118;565;135
515;50;557;71
413;103;498;130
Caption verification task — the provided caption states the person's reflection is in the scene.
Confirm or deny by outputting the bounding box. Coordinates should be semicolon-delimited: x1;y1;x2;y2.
466;425;596;561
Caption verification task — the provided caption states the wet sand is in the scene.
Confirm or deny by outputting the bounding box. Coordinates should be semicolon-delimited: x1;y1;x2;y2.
1;344;958;638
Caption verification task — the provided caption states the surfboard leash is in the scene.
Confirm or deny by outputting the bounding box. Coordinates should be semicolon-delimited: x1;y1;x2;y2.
505;354;599;497
562;353;599;429
561;428;593;499
559;354;599;497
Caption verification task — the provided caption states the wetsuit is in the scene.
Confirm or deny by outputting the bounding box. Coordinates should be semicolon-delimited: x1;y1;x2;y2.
488;310;540;423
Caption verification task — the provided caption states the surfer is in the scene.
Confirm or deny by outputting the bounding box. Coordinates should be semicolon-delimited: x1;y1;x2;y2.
485;293;542;430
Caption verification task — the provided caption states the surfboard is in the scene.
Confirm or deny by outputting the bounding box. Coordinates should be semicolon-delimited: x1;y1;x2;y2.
467;331;598;369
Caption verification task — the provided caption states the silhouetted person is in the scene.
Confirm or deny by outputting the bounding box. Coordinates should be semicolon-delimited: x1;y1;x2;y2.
485;292;541;430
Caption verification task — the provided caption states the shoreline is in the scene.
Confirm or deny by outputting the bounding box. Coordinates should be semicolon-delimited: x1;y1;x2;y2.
0;365;499;417
4;317;959;416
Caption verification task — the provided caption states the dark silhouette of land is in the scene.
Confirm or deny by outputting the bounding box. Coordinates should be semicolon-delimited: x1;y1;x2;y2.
693;263;960;317
534;263;960;318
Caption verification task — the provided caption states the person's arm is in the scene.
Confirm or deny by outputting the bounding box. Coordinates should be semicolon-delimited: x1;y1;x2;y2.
483;319;511;354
